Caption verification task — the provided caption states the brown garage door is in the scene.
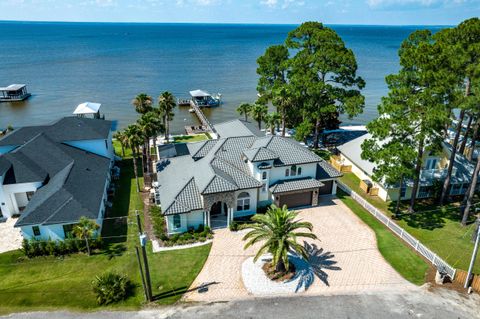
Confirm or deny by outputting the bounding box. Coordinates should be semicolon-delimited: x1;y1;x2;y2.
319;180;333;195
279;191;312;208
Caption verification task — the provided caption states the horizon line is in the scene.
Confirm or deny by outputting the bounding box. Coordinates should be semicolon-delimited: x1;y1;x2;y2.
0;19;454;27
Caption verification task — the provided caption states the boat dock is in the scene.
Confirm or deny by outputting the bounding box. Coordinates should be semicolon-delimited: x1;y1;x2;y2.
185;102;216;135
0;84;31;102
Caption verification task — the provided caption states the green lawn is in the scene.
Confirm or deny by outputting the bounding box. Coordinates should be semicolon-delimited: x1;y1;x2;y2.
337;190;429;285
173;134;210;143
0;155;211;314
339;172;478;274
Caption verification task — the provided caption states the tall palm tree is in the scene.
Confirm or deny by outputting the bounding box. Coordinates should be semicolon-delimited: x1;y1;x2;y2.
124;124;144;192
72;216;100;256
132;93;153;115
250;103;268;130
243;205;317;273
273;86;296;136
113;131;127;157
158;91;176;143
138;112;164;183
265;112;281;135
237;103;252;121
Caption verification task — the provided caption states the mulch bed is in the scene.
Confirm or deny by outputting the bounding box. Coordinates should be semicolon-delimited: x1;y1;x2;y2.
262;262;296;282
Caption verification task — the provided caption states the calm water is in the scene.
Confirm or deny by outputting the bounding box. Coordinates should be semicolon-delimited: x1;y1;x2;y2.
0;22;445;133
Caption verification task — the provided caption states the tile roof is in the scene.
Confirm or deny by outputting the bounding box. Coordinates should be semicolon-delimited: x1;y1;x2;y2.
270;178;324;194
214;119;264;138
243;147;278;162
163;178;204;215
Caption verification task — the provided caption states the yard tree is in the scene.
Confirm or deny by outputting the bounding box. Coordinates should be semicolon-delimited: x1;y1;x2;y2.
158;91;176;143
437;18;480;204
272;85;298;136
256;45;291;134
264;112;281;135
236;103;252;121
113;131;127;157
132;93;153;115
286;22;365;149
375;30;450;212
72;217;100;256
250;103;268;130
124;124;144;192
294;119;314;144
137;112;164;184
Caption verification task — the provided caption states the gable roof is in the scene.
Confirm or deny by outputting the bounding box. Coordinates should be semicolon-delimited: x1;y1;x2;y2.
337;133;375;176
270;178;324;194
214;119;264;139
0;117;112;147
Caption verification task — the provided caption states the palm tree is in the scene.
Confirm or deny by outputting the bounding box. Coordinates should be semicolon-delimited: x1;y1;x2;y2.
265;112;281;135
250;103;268;130
113;131;127;157
72;216;100;256
272;86;295;136
132;93;153;114
158;91;176;143
138;112;164;183
243;205;317;274
237;103;252;121
124;124;144;192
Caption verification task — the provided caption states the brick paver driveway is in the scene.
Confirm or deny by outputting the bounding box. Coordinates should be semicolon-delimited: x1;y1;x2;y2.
184;197;415;302
0;218;23;253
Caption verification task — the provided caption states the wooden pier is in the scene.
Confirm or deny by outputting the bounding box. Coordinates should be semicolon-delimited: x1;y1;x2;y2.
184;102;216;135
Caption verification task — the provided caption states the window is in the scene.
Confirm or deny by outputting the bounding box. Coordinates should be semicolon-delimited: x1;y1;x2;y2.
425;158;437;170
297;167;302;175
291;165;297;176
237;192;251;211
173;215;181;229
26;191;35;201
32;226;40;237
400;186;407;198
262;172;267;180
63;224;74;238
285;168;290;177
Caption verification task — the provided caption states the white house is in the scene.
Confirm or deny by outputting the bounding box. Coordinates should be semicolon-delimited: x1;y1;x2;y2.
0;117;114;241
156;119;341;234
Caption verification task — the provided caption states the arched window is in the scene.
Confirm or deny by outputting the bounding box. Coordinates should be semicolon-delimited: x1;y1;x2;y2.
262;171;267;180
285;168;290;177
237;192;250;211
291;165;297;176
297;167;302;175
173;214;181;229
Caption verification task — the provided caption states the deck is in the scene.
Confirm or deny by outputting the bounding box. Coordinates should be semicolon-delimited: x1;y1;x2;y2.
185;102;216;135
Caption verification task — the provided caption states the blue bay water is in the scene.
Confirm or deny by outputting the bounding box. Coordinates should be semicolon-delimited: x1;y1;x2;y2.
0;22;445;133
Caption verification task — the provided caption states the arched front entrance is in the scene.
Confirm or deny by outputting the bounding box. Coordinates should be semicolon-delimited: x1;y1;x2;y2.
210;201;228;216
209;201;230;229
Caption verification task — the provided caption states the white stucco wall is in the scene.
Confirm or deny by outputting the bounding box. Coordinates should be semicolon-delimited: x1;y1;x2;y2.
166;210;205;234
0;180;42;218
233;188;258;218
269;163;317;185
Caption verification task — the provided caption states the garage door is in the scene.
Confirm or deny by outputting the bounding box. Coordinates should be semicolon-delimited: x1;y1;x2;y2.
319;180;333;195
279;191;312;208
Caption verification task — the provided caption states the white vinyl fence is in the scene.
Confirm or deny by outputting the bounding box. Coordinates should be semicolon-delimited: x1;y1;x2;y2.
337;181;456;279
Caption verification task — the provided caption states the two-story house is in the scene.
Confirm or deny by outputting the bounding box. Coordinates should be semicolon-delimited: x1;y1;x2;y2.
156;119;341;234
0;117;114;241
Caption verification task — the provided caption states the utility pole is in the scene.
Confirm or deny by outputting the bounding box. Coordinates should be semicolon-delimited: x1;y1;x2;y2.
135;246;148;302
136;211;153;301
465;218;480;289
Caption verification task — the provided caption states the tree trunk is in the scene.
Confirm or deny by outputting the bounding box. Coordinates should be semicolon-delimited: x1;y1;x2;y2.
152;135;157;160
121;144;125;157
459;113;473;156
244;113;248;121
467;118;479;162
440;108;466;205
281;109;286;137
409;139;425;213
313;118;321;149
85;237;91;256
462;153;480;226
270;125;275;135
165;121;170;143
395;176;404;217
275;259;286;273
258;120;261;130
132;150;140;193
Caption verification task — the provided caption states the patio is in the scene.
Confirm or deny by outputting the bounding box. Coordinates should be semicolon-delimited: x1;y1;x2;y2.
0;218;23;253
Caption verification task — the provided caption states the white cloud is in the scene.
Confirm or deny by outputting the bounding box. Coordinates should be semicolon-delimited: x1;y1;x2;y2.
366;0;465;8
176;0;221;6
260;0;305;9
261;0;278;7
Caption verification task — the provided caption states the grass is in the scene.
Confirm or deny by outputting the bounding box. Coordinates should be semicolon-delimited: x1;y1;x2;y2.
337;190;429;285
339;172;479;274
173;134;209;143
0;146;211;314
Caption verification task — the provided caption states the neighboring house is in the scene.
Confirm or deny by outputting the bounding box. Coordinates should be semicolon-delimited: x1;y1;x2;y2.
0;117;114;241
156;119;341;234
337;132;479;202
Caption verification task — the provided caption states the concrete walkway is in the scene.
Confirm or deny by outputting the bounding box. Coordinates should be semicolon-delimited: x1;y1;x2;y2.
0;218;23;253
184;198;414;302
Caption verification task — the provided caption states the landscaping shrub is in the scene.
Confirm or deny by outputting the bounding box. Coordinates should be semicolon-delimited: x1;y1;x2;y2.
21;237;103;258
162;225;213;247
92;272;130;305
229;221;239;232
151;205;168;240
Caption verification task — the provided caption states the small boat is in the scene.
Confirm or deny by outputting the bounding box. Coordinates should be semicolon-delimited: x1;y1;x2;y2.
0;84;31;102
189;89;221;107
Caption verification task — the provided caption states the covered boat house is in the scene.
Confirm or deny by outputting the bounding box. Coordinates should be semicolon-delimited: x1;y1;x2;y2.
0;84;31;102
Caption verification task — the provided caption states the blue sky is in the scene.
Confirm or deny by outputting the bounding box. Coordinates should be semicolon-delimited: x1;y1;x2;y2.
0;0;477;25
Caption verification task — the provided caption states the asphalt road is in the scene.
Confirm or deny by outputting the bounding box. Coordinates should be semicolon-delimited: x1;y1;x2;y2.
1;289;479;319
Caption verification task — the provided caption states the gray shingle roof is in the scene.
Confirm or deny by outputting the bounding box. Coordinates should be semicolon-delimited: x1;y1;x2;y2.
316;162;342;179
0;118;112;228
243;147;279;162
0;117;112;146
163;178;204;215
270;178;324;194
